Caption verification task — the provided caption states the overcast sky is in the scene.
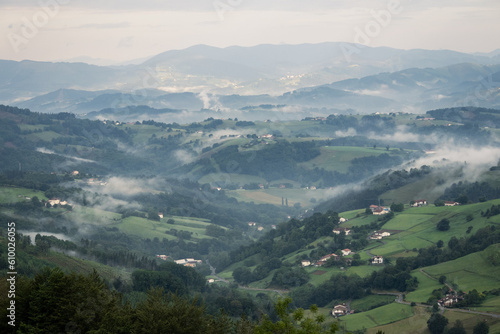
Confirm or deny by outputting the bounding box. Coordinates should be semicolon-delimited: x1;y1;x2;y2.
1;0;499;63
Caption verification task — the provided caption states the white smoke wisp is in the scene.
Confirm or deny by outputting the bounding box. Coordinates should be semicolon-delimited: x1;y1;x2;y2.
197;91;229;112
335;128;357;137
36;147;97;164
321;182;365;202
365;125;428;143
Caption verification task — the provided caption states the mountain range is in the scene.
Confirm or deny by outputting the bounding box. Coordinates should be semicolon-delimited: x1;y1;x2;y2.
2;43;500;120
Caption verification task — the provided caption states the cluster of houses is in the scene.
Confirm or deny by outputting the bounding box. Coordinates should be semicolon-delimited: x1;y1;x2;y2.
302;249;353;267
86;178;107;186
411;199;459;207
369;205;391;215
46;198;72;208
370;231;391;240
248;222;265;231
155;255;203;268
438;293;464;307
303;116;327;121
332;227;351;235
370;256;384;264
411;199;427;207
174;258;203;267
331;304;352;317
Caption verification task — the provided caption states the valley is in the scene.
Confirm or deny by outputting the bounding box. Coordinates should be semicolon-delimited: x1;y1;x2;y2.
2;103;500;332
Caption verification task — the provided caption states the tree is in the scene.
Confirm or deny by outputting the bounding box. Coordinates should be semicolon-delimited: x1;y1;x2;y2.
437;218;450;231
390;203;404;212
254;297;339;334
455;194;469;205
448;320;466;334
427;313;448;334
473;320;489;334
205;224;225;238
435;200;445;207
131;288;209;334
232;267;252;285
438;275;446;284
14;268;120;334
436;240;444;248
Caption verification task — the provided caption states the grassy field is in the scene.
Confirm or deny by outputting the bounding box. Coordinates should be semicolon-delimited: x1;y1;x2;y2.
366;306;430;334
40;251;133;283
298;146;386;173
198;173;267;186
367;201;500;257
369;306;500;334
23;130;62;141
350;294;396;312
71;203;213;239
471;295;500;313
0;186;48;204
227;188;329;208
18;124;46;132
89;214;216;242
421;243;500;293
405;270;443;303
342;213;381;228
70;206;122;226
338;303;414;332
380;173;447;205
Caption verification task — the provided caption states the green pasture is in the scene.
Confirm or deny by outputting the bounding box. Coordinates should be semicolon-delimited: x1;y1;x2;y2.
71;206;122;225
368;202;500;256
163;215;212;227
306;269;335;286
227;188;328;208
18;124;46;132
470;295;500;313
350;294;396;312
405;270;443;303
198;173;267;186
365;305;500;334
339;303;414;332
421;244;500;293
342;213;380;228
304;265;382;287
338;208;365;220
0;186;47;204
366;306;430;334
40;251;132;283
251;120;320;136
110;215;213;241
298;146;384;173
24;130;62;141
380;173;445;205
441;310;500;334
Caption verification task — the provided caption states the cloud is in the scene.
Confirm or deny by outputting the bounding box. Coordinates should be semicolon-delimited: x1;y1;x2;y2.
173;149;196;164
117;36;134;48
76;22;131;29
89;176;168;196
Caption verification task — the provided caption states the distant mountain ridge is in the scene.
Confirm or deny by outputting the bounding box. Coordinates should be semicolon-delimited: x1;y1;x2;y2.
2;43;500;119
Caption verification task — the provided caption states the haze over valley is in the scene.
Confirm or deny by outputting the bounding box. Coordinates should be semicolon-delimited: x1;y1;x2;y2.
1;1;500;333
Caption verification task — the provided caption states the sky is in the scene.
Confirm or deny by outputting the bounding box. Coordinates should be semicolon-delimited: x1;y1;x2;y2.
1;0;499;63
